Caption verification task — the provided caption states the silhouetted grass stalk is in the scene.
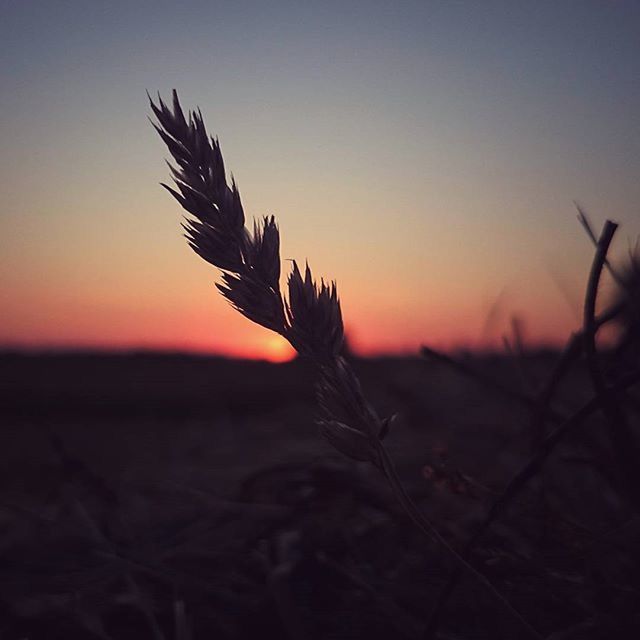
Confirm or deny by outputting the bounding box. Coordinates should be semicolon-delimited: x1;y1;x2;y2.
150;90;542;640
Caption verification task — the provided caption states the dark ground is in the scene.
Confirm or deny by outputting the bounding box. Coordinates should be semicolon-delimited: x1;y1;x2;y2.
0;352;639;639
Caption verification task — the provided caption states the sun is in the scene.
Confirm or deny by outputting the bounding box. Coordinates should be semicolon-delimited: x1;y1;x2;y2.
262;334;296;363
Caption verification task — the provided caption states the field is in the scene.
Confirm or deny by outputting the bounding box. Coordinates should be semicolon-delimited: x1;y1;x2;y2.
1;351;639;639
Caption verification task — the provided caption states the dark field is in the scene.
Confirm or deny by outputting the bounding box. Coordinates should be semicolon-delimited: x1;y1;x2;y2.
1;352;639;639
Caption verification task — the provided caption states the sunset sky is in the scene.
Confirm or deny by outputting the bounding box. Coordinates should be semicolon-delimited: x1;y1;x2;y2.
1;1;639;361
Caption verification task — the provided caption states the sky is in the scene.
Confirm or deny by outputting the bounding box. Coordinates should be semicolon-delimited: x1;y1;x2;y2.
1;1;639;361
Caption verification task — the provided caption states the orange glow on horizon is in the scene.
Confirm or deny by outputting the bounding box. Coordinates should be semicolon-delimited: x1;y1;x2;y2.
0;285;581;359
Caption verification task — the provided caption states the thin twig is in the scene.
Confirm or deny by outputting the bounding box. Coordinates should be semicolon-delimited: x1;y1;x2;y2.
575;203;623;285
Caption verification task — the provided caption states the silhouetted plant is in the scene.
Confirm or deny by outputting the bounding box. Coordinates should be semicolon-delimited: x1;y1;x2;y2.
151;90;545;639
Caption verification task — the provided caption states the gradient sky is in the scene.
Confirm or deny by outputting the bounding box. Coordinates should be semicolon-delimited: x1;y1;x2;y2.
1;1;639;360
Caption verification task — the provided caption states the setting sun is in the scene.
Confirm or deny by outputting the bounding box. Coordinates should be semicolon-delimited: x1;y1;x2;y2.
262;335;297;363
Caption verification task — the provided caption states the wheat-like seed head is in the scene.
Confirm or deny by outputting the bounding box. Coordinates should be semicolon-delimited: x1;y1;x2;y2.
151;90;384;463
150;90;345;355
